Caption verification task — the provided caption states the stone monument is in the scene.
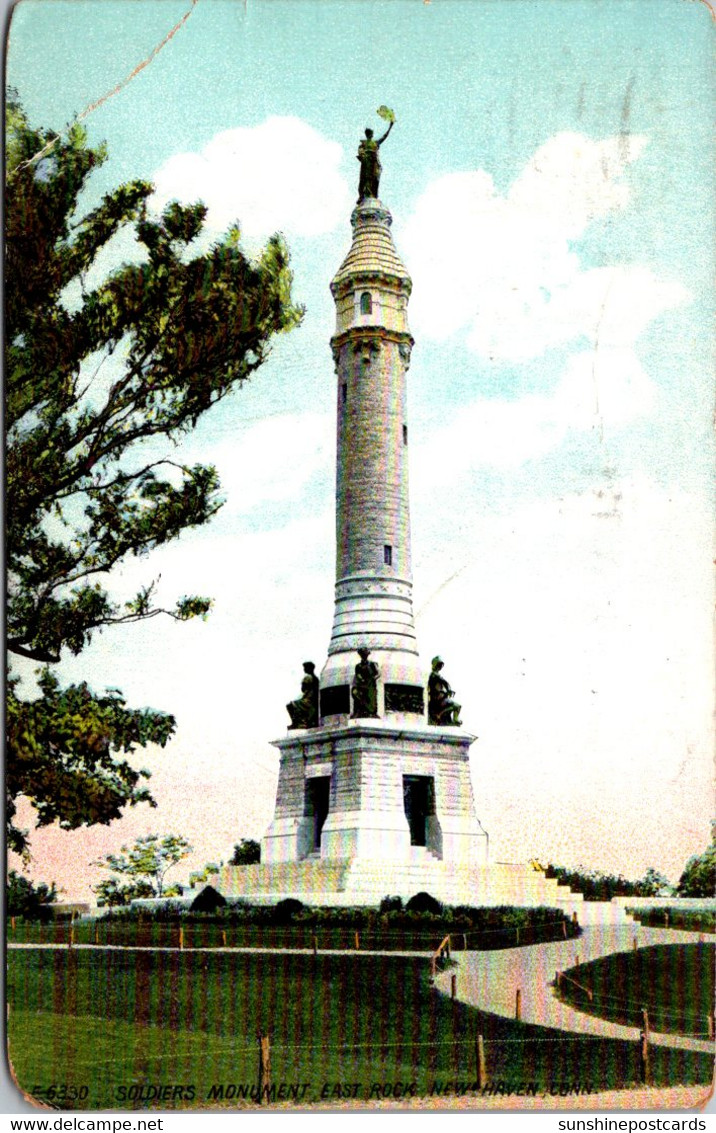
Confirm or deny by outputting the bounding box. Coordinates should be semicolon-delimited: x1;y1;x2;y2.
218;119;584;910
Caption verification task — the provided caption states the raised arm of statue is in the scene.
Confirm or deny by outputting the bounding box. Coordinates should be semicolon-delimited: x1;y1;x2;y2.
356;112;396;202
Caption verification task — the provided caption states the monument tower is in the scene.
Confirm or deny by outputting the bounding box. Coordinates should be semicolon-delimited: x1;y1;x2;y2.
219;118;572;907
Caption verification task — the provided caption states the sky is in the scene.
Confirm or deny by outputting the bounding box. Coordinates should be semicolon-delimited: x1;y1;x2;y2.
7;0;715;903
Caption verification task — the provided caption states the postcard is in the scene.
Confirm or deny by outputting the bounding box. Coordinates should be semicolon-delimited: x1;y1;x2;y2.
5;0;715;1117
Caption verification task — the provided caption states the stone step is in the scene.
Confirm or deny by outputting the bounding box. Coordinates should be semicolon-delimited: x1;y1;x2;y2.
216;859;611;917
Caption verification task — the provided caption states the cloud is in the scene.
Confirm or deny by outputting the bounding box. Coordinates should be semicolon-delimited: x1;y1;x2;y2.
411;342;656;481
150;117;352;244
207;412;333;512
508;132;648;237
402;132;689;361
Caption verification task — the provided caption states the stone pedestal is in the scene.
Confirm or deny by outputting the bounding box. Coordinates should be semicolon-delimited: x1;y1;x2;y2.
261;718;486;867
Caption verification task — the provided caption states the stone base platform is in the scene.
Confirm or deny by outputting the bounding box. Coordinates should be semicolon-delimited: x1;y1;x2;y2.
216;857;588;910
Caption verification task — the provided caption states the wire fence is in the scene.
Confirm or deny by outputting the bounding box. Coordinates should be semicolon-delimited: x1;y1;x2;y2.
8;939;713;1110
7;914;580;953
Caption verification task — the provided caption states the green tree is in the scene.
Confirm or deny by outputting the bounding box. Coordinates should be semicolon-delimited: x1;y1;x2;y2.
230;839;261;865
635;867;671;897
92;876;155;908
7;869;59;920
677;844;716;898
6;97;302;854
92;833;192;903
188;860;221;888
8;669;174;856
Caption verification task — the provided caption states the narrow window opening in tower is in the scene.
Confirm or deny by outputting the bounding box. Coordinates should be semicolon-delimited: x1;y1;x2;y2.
342;382;348;404
384;544;393;566
360;291;372;315
403;424;408;445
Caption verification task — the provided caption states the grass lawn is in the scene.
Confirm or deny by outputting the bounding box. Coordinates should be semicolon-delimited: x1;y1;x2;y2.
556;944;715;1037
7;949;713;1110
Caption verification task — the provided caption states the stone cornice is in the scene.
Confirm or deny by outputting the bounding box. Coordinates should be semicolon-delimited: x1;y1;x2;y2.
272;721;477;750
330;326;414;352
331;272;412;299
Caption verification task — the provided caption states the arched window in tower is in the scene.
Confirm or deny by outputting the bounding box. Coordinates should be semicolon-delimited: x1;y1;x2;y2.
384;544;393;566
360;291;372;315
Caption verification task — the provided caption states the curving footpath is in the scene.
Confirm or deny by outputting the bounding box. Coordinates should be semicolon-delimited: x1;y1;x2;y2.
435;925;714;1055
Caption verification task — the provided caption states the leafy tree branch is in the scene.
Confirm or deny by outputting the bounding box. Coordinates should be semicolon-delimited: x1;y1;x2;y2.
6;95;303;851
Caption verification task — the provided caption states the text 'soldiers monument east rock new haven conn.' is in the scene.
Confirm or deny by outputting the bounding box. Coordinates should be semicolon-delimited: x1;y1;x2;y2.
219;117;577;909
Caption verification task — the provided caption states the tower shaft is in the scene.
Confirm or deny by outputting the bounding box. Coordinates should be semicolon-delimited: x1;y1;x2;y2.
328;201;416;659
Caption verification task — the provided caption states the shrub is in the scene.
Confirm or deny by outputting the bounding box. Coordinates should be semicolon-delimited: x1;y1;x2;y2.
272;898;305;924
379;895;403;914
406;891;443;916
231;840;261;865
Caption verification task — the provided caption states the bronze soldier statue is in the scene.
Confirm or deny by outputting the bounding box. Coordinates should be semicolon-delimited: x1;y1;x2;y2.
287;661;319;729
351;647;379;717
428;656;462;726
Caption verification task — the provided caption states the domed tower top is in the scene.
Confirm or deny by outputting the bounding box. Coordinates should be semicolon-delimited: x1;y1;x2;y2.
332;200;410;288
330;200;412;341
329;204;411;352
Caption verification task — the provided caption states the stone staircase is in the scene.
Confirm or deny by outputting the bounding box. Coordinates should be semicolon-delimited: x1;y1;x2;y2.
216;857;625;914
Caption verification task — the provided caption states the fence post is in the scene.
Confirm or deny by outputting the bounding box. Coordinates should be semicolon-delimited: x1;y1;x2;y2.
516;926;520;945
515;988;522;1021
94;923;99;946
708;1013;715;1042
313;934;318;957
354;931;360;951
575;953;580;968
639;1029;649;1085
258;1034;271;1105
222;930;227;947
562;920;567;938
451;973;457;1001
633;935;638;952
572;911;578;926
463;933;468;952
476;1034;487;1090
11;917;16;933
179;926;184;951
556;970;561;989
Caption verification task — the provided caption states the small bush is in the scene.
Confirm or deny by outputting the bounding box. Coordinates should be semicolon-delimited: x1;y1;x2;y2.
379;895;403;914
406;891;443;916
272;898;305;925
